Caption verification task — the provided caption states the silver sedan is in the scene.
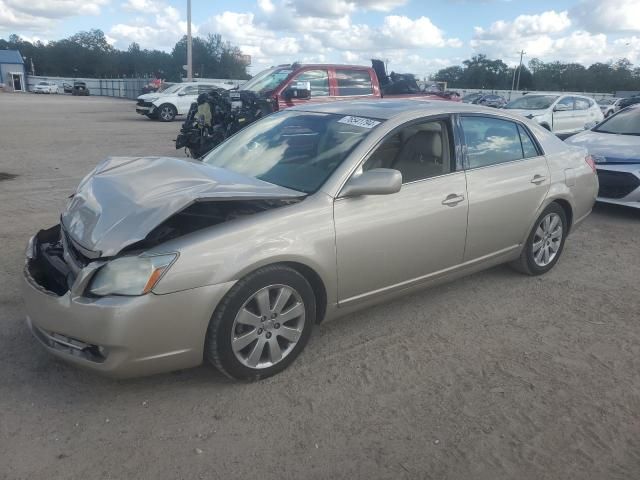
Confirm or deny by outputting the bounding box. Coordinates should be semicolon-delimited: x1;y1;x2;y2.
565;106;640;209
23;100;598;380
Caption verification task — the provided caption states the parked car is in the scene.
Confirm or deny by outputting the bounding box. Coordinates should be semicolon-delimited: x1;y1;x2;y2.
462;93;483;104
62;83;73;94
71;82;90;96
597;98;623;117
136;82;228;121
564;105;640;208
618;95;640;109
462;93;507;108
504;94;603;135
32;81;58;94
23;100;597;380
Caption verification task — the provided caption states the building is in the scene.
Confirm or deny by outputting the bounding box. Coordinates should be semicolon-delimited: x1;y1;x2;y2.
0;50;26;92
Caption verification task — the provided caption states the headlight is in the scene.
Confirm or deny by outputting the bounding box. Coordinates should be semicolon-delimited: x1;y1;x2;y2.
88;253;177;296
590;154;607;164
147;97;158;103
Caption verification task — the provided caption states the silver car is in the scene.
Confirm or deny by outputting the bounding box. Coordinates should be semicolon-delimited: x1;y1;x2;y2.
23;100;598;380
565;106;640;209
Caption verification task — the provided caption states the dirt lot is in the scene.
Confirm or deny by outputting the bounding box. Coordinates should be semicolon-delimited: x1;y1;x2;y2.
0;93;639;480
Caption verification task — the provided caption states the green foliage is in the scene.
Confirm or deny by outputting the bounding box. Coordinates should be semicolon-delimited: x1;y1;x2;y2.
0;30;251;81
432;55;640;92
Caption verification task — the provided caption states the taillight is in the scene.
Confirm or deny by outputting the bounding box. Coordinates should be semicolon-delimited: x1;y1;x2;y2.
585;154;596;173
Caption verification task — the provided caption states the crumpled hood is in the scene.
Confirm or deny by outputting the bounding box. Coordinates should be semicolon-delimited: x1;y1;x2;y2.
61;156;304;257
564;130;640;163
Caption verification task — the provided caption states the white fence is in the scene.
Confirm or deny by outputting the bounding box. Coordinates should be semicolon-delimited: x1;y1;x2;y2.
25;75;245;99
448;88;614;101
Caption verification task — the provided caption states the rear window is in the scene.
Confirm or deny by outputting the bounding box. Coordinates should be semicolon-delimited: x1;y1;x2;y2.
336;70;373;96
461;116;527;168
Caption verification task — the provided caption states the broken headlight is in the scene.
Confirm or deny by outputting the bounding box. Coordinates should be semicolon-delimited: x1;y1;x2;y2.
88;253;177;296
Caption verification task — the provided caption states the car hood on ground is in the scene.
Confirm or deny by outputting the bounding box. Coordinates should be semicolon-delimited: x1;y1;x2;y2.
61;156;304;257
565;130;640;164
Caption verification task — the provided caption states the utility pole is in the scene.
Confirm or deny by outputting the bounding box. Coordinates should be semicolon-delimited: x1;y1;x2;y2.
515;49;525;91
187;0;193;82
510;50;525;99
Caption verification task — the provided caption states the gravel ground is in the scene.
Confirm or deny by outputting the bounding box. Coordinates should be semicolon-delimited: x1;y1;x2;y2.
1;93;639;480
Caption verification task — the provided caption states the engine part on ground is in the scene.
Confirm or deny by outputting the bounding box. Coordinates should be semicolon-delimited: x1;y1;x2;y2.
175;89;275;159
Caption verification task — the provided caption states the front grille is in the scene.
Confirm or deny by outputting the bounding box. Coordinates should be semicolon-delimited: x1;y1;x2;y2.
597;169;640;199
137;100;152;108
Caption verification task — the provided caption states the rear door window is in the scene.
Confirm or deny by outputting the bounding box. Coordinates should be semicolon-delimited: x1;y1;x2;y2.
335;69;373;96
518;125;540;158
574;97;591;110
461;116;525;168
556;97;575;110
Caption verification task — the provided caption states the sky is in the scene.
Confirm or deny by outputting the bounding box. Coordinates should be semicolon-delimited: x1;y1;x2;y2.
1;0;639;78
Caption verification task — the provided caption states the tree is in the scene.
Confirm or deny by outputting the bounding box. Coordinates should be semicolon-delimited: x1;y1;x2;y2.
432;55;640;92
0;31;250;80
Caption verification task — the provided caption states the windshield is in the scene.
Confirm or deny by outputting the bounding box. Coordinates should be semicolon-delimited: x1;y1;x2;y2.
241;67;293;93
593;107;640;135
159;83;182;95
504;95;559;110
201;110;381;193
38;82;48;85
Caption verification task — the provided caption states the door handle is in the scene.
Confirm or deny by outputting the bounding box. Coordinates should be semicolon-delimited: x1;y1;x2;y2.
442;194;465;206
530;174;547;185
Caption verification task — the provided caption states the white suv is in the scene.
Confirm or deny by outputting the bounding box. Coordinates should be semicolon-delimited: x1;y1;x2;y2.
503;94;604;135
136;83;220;122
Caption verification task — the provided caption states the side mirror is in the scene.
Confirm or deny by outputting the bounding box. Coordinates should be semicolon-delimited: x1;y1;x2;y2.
283;81;311;100
340;168;402;198
554;103;570;112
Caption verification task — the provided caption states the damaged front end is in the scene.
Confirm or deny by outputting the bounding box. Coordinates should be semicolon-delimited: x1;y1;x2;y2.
175;89;276;158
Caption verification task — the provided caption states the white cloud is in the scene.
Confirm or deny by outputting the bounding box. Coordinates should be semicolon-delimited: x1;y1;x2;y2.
109;4;190;49
257;0;275;13
473;10;571;40
380;15;456;48
4;0;110;19
122;0;159;13
571;0;640;34
284;0;406;18
0;1;51;30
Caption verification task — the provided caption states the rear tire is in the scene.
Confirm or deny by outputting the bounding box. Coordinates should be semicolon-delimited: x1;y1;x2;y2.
204;265;316;381
511;203;568;276
157;103;176;122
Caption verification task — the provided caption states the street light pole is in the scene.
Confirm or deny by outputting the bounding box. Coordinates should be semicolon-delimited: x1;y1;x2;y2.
515;49;525;91
187;0;193;82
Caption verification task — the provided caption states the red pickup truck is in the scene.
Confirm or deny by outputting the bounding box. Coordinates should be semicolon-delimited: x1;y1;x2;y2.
176;61;459;157
238;60;458;110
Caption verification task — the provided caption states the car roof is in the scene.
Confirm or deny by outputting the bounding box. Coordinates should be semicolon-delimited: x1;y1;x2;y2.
289;99;499;120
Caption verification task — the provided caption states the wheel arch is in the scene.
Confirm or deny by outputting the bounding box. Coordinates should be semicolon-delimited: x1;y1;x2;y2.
552;198;574;232
228;259;330;325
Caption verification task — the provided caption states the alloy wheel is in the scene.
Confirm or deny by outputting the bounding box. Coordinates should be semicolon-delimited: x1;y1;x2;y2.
160;106;174;121
231;284;305;369
532;213;563;267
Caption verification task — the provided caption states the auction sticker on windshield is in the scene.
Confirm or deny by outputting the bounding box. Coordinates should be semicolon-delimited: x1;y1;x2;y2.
337;116;381;129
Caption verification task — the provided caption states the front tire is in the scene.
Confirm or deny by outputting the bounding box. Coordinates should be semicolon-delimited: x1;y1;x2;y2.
512;203;567;276
157;103;177;122
205;265;316;381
